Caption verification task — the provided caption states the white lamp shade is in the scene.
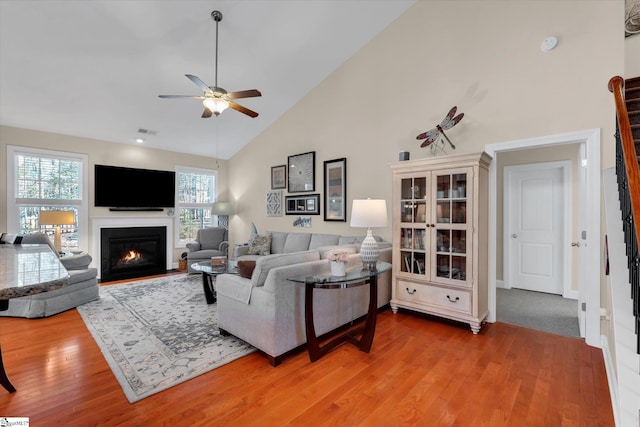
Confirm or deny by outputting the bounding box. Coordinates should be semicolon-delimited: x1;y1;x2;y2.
350;199;388;228
212;202;235;216
38;210;75;225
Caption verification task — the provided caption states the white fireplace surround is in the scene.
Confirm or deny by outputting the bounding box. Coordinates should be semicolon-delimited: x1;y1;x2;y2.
91;216;174;279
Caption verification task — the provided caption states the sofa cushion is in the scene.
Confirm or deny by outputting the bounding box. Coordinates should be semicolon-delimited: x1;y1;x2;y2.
251;250;320;288
238;260;257;279
268;231;289;254
248;234;272;255
309;233;340;249
283;233;311;253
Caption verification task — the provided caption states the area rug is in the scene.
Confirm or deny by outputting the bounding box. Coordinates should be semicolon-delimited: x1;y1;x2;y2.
77;274;255;403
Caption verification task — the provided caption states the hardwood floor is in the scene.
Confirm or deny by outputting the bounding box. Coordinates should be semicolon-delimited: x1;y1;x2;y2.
0;279;614;426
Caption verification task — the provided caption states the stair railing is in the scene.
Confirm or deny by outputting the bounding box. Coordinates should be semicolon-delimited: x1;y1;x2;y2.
608;75;640;354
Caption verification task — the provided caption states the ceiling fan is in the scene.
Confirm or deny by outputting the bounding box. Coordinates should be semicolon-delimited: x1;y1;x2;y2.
159;10;261;118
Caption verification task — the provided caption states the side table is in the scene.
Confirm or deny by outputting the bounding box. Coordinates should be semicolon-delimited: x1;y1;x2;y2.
288;261;391;362
190;261;239;304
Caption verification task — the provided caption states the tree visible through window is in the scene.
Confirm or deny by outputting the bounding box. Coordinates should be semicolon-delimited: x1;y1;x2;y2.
14;152;83;250
176;167;216;246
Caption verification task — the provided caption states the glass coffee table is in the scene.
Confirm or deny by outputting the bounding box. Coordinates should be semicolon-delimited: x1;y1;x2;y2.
191;261;238;304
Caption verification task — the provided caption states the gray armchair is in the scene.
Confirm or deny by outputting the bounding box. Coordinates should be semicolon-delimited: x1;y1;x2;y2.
186;227;229;273
1;232;99;318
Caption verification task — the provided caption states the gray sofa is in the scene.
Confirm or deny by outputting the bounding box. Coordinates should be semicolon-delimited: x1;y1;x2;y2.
218;231;392;366
0;233;99;318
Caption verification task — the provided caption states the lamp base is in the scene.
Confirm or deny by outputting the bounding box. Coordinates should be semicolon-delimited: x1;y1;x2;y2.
217;215;229;230
359;228;379;271
53;226;62;253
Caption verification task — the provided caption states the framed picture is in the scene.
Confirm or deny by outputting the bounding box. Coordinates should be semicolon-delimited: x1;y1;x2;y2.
266;191;282;216
285;194;320;215
271;165;286;190
287;151;315;192
323;158;347;221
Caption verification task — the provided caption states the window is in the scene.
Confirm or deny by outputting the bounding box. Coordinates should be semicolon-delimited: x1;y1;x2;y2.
176;166;217;247
7;146;88;251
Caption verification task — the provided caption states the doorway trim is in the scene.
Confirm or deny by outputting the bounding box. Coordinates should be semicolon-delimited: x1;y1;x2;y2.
503;161;573;298
485;128;601;347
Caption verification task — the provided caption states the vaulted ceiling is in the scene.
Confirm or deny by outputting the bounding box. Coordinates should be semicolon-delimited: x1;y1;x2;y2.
0;0;414;159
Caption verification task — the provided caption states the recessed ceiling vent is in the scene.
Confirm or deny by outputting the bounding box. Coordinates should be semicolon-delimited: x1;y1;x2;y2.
137;128;157;135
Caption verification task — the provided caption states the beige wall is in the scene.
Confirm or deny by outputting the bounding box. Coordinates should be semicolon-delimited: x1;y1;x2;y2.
626;34;640;76
0;125;225;266
228;0;623;249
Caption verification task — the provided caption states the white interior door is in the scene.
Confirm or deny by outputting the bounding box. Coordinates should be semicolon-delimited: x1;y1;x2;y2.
505;162;568;295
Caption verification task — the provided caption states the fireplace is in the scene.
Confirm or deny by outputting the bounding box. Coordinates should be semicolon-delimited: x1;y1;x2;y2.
100;226;167;282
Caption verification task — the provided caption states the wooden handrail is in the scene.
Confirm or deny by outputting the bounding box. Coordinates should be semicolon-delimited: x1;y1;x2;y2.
609;76;640;246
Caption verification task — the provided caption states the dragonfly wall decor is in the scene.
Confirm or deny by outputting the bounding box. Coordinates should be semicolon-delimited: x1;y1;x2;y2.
416;106;464;155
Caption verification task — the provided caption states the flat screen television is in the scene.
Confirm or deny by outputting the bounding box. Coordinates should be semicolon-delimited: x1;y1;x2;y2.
95;164;175;209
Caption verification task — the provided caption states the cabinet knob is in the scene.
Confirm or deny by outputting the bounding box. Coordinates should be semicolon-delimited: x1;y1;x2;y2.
511;233;518;238
406;288;417;295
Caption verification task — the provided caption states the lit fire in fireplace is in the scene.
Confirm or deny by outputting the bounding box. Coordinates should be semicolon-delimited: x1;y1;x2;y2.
119;250;143;265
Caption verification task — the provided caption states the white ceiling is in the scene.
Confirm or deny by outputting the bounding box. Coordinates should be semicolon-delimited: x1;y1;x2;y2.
0;0;414;159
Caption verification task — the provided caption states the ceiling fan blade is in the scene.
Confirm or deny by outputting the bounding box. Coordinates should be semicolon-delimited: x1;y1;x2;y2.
228;101;259;118
226;89;262;99
201;108;213;118
185;74;211;93
158;95;205;99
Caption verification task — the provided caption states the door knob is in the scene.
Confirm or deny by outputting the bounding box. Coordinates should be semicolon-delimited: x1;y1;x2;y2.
512;234;518;238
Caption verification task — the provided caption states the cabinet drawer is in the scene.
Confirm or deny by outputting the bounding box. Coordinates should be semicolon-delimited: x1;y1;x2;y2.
397;280;471;312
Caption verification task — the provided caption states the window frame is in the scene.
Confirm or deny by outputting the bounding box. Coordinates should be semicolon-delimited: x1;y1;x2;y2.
174;165;218;248
6;145;89;252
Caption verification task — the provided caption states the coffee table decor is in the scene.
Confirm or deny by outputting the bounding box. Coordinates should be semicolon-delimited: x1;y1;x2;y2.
77;273;254;403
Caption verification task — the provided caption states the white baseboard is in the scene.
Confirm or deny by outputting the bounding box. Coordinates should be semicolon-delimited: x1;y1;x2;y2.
600;335;621;427
496;280;506;289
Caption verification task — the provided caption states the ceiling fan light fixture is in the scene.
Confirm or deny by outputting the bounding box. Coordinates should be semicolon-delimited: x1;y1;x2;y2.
203;98;229;116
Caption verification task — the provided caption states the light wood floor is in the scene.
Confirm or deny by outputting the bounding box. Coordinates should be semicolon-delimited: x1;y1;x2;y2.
0;277;614;426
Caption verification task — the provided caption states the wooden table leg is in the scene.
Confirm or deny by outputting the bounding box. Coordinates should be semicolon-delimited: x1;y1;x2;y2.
0;345;16;393
0;300;16;392
304;276;379;362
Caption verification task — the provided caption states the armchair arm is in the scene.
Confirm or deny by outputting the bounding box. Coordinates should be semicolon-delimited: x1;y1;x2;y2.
219;241;229;255
60;253;93;270
233;244;250;258
186;242;201;252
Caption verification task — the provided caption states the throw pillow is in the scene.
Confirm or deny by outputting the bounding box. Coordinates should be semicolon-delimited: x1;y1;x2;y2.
237;260;257;279
247;234;271;255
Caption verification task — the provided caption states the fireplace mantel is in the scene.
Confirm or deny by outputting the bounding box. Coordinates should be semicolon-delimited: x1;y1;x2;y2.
91;216;174;279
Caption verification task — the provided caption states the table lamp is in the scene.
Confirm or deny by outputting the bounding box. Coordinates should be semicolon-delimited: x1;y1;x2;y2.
212;202;235;230
38;210;75;253
350;199;388;270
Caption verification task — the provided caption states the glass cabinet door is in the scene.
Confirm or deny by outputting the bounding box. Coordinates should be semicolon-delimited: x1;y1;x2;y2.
398;176;428;275
433;171;469;283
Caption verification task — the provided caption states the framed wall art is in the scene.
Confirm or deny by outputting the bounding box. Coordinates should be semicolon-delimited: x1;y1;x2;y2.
271;165;286;190
266;191;282;216
285;193;320;215
323;157;347;221
287;151;315;192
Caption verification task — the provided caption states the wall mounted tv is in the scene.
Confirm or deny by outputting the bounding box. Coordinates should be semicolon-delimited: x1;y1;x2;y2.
95;165;175;210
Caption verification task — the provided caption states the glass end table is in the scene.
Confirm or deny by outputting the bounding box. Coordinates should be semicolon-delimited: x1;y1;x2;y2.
288;261;391;362
190;261;239;304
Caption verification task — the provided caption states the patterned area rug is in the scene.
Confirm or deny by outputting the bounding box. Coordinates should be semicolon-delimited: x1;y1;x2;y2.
77;274;254;403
